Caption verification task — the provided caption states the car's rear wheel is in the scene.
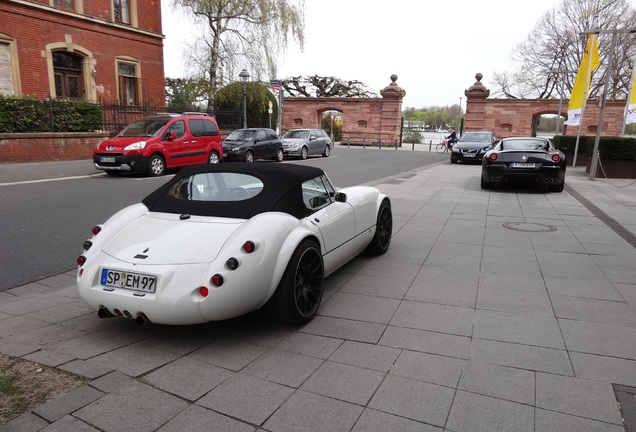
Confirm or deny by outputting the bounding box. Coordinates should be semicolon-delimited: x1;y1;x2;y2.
365;199;392;255
104;170;121;177
147;155;165;176
480;175;493;189
273;148;284;162
244;151;254;163
265;239;324;325
322;145;330;157
208;151;220;164
300;146;308;160
549;181;564;192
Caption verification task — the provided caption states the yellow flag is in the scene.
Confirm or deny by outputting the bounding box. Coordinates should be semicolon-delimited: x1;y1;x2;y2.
564;35;601;126
626;67;636;125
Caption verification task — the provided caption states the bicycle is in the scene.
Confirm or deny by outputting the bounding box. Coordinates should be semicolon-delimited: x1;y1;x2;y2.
436;138;452;153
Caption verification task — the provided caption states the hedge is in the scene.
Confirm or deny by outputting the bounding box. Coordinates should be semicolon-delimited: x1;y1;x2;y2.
0;95;103;133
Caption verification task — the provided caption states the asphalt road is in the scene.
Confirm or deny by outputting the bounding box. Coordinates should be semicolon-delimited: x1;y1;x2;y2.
0;146;447;291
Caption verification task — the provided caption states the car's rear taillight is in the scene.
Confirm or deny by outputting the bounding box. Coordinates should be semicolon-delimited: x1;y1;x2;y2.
489;153;497;161
92;225;102;235
199;287;209;297
77;255;87;266
242;241;256;253
551;154;561;163
211;274;224;287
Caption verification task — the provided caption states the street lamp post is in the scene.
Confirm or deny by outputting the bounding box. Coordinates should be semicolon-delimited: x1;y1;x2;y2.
239;68;250;129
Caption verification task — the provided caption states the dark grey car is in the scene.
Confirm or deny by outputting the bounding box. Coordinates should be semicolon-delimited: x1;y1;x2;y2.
281;128;333;159
222;128;284;163
450;131;497;163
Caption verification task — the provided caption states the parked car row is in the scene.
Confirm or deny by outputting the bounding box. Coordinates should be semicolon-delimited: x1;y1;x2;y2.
93;113;333;177
448;130;566;193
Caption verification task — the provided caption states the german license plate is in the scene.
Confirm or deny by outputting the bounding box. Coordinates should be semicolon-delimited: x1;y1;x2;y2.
511;162;535;168
100;157;116;163
463;153;476;157
100;268;156;293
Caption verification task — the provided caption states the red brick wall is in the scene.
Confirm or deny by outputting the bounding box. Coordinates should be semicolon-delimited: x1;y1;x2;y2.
0;1;164;104
0;132;110;162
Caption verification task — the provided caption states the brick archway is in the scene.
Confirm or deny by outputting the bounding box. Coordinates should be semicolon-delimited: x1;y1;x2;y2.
464;73;627;138
281;75;406;145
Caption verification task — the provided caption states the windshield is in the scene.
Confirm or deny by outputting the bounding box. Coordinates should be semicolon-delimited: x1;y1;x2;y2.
120;118;171;137
283;130;309;139
459;132;492;143
226;129;256;141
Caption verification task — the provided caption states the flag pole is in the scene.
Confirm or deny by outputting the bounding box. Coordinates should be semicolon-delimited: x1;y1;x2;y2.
572;35;596;168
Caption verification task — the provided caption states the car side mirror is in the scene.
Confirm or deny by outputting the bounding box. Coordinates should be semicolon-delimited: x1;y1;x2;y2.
334;192;347;203
165;131;176;141
310;136;316;141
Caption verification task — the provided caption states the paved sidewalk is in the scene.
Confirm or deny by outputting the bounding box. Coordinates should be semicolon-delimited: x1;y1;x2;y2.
1;162;636;432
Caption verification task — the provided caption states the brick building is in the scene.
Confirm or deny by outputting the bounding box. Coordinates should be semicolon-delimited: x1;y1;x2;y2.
0;0;165;105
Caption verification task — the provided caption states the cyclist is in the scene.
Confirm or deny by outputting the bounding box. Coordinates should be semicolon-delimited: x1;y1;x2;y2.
445;129;458;148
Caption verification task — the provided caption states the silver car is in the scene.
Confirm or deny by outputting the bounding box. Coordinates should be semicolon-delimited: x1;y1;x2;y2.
282;128;333;159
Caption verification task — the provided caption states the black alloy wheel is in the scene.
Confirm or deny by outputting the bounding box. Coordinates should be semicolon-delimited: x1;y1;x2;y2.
365;199;392;255
265;239;324;324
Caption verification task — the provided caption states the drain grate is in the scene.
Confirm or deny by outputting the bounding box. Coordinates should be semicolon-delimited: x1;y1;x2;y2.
386;179;404;185
503;222;557;233
614;384;636;431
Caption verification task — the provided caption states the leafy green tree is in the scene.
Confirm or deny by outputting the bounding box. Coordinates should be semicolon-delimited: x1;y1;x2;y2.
215;81;278;128
169;0;305;112
165;78;207;112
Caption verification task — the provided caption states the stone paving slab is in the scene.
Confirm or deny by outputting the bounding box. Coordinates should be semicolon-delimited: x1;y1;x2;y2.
2;163;636;431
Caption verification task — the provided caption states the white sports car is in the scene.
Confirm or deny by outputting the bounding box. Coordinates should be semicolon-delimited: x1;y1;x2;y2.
76;163;392;326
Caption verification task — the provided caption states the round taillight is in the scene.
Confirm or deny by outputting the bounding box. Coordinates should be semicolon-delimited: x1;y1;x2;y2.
83;240;93;250
489;153;498;161
199;287;209;297
77;255;87;266
551;154;561;163
226;257;239;270
92;225;102;235
211;274;224;287
242;241;255;253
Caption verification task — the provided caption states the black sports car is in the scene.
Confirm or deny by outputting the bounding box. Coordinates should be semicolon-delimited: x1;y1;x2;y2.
481;137;566;192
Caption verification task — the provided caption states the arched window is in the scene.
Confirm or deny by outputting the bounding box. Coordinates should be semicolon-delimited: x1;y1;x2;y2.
53;51;84;99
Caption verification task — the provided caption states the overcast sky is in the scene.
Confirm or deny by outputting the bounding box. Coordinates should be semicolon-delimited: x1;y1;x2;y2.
161;0;584;108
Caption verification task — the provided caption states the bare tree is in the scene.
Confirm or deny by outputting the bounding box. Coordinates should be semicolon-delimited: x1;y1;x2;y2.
281;76;377;98
170;0;305;111
492;0;636;100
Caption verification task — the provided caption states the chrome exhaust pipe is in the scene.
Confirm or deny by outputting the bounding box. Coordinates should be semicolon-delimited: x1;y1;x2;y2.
98;307;114;319
135;313;151;327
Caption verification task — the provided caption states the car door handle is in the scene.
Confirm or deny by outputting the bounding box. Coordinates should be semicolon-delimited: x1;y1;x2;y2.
183;141;190;144
190;140;197;144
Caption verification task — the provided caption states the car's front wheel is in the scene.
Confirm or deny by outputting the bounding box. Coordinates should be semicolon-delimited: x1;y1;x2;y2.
300;146;308;160
244;151;254;163
450;157;458;164
208;151;220;164
147;155;165;176
322;145;330;157
273;148;284;162
365;199;392;255
265;239;324;325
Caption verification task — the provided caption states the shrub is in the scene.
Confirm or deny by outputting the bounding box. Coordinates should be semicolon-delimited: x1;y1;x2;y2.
585;136;636;161
0;96;103;133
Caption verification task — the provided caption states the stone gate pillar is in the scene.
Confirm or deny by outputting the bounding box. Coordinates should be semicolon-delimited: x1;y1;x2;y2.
464;73;490;132
380;74;406;145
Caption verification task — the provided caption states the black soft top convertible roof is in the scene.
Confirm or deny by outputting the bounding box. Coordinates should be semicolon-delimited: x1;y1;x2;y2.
142;163;325;219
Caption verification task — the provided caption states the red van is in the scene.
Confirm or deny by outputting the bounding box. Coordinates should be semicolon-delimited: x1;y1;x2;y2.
94;113;223;176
